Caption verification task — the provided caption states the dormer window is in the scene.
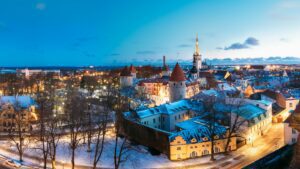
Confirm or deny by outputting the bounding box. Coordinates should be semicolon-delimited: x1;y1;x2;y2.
191;138;197;143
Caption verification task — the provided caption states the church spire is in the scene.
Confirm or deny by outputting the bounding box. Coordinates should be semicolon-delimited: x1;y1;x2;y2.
195;33;200;55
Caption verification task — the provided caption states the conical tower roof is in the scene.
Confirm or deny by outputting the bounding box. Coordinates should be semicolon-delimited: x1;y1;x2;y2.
170;63;186;82
120;66;132;76
129;64;136;73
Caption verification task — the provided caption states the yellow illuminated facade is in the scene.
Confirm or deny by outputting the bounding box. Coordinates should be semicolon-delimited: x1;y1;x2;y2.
169;134;236;160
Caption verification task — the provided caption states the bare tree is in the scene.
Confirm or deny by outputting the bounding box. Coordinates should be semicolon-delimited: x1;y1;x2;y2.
202;95;218;161
91;85;117;168
113;90;130;169
34;94;51;169
8;99;32;162
47;115;62;169
223;99;247;153
114;126;130;169
65;88;85;169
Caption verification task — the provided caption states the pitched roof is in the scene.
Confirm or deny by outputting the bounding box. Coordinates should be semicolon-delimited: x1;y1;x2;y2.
190;65;198;74
261;90;286;108
170;63;186;82
129;65;136;73
0;96;36;108
134;99;204;119
170;117;227;144
120;66;132;76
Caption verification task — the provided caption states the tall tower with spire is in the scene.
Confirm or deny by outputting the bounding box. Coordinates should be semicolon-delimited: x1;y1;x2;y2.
193;33;202;71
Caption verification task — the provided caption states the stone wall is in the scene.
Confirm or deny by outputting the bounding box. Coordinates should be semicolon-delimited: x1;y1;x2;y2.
122;117;171;156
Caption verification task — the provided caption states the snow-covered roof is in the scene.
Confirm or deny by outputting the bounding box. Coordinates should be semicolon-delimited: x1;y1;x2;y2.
201;89;219;97
170;117;227;144
218;83;237;91
135;99;204;119
0;96;36;108
233;104;266;120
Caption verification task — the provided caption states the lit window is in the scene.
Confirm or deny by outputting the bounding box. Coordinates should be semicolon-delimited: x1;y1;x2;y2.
177;147;181;150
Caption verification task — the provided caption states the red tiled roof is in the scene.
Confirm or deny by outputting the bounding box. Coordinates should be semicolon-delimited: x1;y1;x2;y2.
170;63;186;82
261;90;286;108
120;66;132;76
129;65;136;73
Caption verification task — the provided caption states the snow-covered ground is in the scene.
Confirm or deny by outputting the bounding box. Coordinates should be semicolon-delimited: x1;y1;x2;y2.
0;134;225;169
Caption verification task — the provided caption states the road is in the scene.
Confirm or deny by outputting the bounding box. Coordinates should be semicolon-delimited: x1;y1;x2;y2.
216;123;285;169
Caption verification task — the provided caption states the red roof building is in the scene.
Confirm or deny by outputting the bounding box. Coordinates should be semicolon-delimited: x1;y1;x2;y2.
170;63;186;82
129;64;136;73
120;66;132;76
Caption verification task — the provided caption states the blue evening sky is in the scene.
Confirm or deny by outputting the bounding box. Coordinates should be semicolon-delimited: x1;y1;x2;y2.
0;0;299;66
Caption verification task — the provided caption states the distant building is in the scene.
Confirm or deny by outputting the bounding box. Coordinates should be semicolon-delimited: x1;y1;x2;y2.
0;96;37;132
120;66;134;88
193;34;202;71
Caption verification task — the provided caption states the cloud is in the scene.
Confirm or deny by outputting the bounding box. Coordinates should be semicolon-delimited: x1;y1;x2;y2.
136;50;156;55
178;44;192;48
280;38;289;43
224;37;259;50
216;47;223;50
36;2;46;10
244;37;259;46
269;0;300;20
224;43;249;50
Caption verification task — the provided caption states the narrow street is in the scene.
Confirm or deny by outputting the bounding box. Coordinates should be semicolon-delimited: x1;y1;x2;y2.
218;123;284;169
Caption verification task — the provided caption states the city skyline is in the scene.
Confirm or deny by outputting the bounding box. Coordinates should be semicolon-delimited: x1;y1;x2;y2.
0;0;300;66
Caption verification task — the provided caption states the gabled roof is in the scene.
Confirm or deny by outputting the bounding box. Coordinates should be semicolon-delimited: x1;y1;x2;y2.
261;90;286;108
120;66;132;76
233;104;267;120
170;63;186;82
0;96;36;108
190;65;198;74
134;99;204;119
129;64;136;73
170;117;227;144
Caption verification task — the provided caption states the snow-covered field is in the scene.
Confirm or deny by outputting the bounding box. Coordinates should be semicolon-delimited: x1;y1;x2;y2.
0;135;225;169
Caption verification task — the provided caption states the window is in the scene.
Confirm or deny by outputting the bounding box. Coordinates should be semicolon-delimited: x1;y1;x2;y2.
177;147;181;150
292;138;297;143
175;116;177;120
179;115;181;119
153;119;156;123
162;117;165;122
292;129;297;134
290;103;293;108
